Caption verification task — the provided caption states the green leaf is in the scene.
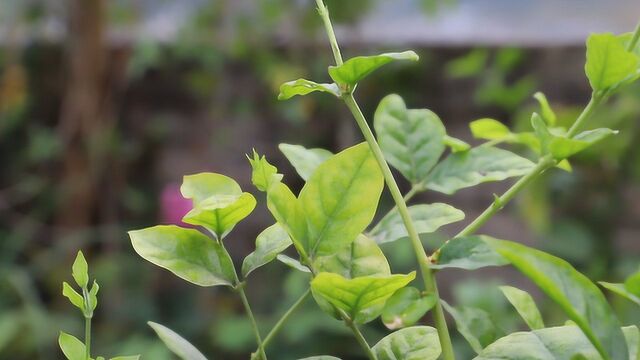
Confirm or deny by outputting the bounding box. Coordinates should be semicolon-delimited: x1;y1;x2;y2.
279;144;333;181
499;286;545;330
426;147;535;195
442;302;499;354
469;118;511;140
311;272;416;324
328;51;419;86
276;254;311;273
72;251;89;289
531;113;552;154
625;270;640;296
242;224;292;277
181;172;241;203
182;192;256;239
148;322;208;360
278;79;340;100
486;239;628;360
600;282;640;306
266;182;310;258
371;204;464;245
248;150;283;192
549;128;618;160
372;326;441;360
374;94;446;184
533;92;557;125
585;33;640;91
381;287;436;330
88;280;99;313
431;236;509;270
443;135;471;153
299;142;384;257
62;282;84;311
129;225;235;287
314;234;390;278
298;357;341;360
475;325;640;360
59;332;85;360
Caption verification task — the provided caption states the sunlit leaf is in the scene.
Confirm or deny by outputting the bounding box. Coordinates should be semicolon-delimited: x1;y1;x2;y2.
486;239;628;360
469;118;511;140
328;51;419;86
371;204;464;245
279;144;333;181
242;224;292;277
372;326;441;360
62;282;84;311
374;94;446;184
278;79;340;100
311;272;415;324
549;128;618;160
426;147;534;195
129;225;235;287
148;322;207;360
300;143;383;257
431;236;508;270
475;325;640;360
585;33;640;91
248;150;283;192
314;234;390;278
625;270;640;296
266;182;310;257
533;92;557;125
499;286;545;330
381;287;436;330
59;332;85;360
72;251;89;289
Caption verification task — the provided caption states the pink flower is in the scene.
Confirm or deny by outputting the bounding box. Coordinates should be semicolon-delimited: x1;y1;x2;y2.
159;183;192;226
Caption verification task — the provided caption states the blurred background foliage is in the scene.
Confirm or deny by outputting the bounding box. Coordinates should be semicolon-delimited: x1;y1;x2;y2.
0;0;639;359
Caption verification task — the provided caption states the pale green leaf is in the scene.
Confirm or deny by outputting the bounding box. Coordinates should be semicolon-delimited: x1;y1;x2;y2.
59;332;85;360
600;282;640;306
248;150;283;192
110;356;141;360
148;322;208;360
314;234;390;278
443;135;471;153
625;270;640;296
431;236;508;270
129;225;235;287
499;286;545;330
486;239;628;360
278;79;340;100
300;143;383;257
88;280;99;312
311;272;416;324
549;128;618;160
475;325;640;360
533;92;557;125
278;144;333;181
276;254;311;273
371;204;464;245
381;287;436;330
469;118;511;140
531;112;552;154
372;326;441;360
374;94;446;184
242;224;292;277
585;33;640;91
328;51;419;86
72;251;89;289
62;282;84;311
266;182;310;257
182;192;256;239
442;302;499;354
181;172;241;204
426;147;535;195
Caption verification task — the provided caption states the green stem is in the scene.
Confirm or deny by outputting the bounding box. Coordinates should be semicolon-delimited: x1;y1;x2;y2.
315;0;343;66
237;283;268;360
84;316;91;360
369;184;421;235
344;316;378;360
262;289;311;348
454;155;555;238
627;20;640;52
566;95;602;138
343;94;455;360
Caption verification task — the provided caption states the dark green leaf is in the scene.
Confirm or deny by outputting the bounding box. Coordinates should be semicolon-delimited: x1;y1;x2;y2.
431;236;509;270
486;239;628;360
372;326;441;360
278;79;340;100
242;224;292;277
499;286;545;330
311;272;416;324
129;225;235;287
442;302;499;354
148;322;208;360
426;147;535;195
328;51;419;86
381;287;436;330
300;143;384;257
279;144;333;181
371;204;464;245
374;94;446;184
